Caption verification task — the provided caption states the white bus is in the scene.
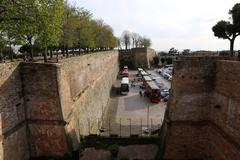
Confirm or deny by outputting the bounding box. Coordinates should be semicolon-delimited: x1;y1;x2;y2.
120;77;129;95
140;70;149;77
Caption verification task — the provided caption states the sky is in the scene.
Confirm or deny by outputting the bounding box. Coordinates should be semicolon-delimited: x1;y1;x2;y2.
68;0;240;51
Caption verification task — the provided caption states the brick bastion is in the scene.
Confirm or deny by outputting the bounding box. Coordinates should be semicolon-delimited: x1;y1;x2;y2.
0;51;119;159
164;56;240;160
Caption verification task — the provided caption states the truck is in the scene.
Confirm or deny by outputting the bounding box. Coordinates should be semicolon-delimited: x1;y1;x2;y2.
120;77;129;95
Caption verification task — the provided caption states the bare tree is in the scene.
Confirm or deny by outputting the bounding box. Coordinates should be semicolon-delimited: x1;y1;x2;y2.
121;30;131;50
132;32;140;48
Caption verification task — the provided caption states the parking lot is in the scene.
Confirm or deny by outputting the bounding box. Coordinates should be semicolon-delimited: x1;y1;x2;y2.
101;69;171;137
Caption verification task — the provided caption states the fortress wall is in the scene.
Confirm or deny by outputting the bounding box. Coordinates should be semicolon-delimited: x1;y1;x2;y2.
0;62;29;160
58;51;119;150
164;57;240;160
21;63;69;158
0;51;119;159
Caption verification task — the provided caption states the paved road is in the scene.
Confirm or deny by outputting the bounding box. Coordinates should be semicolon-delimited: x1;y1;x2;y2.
101;70;168;137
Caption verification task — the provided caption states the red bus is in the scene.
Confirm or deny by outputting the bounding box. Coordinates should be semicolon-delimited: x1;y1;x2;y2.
142;76;152;88
144;81;161;103
121;69;129;77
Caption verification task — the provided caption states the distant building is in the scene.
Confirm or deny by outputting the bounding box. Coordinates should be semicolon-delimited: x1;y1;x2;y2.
191;50;219;56
119;48;155;69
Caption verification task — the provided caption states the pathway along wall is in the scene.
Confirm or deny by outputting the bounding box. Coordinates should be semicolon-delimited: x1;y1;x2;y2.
0;51;119;159
164;57;240;160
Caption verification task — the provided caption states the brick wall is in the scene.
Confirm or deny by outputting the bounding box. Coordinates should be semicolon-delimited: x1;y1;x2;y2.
0;62;29;160
58;51;119;150
21;63;69;158
164;57;240;160
0;51;119;159
119;48;155;69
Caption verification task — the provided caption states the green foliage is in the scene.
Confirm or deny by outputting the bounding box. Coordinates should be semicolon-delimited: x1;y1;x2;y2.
182;49;191;55
37;0;64;48
141;37;151;48
0;0;117;60
166;57;173;64
161;58;165;64
168;47;178;55
158;51;168;56
153;56;160;66
212;3;240;56
108;144;119;157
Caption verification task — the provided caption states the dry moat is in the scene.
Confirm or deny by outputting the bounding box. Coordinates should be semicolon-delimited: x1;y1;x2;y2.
0;50;240;160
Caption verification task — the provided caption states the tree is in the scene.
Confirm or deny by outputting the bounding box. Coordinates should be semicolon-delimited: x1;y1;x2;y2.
166;57;173;64
158;51;168;56
161;58;165;64
212;3;240;56
140;37;151;48
153;56;159;66
168;48;178;55
17;0;39;60
61;4;88;56
117;38;122;49
182;49;191;55
121;30;131;50
132;32;141;48
0;31;6;57
36;0;64;62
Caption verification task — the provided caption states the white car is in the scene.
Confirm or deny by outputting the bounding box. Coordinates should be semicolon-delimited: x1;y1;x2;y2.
163;72;171;79
168;76;172;81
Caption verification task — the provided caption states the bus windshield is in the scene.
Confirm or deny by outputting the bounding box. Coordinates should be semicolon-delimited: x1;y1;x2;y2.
151;89;161;98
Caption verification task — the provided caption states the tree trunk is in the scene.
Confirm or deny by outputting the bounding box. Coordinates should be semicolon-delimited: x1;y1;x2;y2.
230;39;234;57
30;43;33;60
62;45;65;57
66;45;69;57
79;48;81;55
56;51;59;63
28;37;34;60
44;47;48;62
9;42;13;61
72;48;74;56
50;47;53;59
0;48;2;62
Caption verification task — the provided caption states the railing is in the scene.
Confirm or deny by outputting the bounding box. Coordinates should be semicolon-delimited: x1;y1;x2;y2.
79;117;165;137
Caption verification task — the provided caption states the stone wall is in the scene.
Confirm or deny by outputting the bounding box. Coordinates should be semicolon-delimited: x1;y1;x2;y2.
119;48;155;69
21;63;69;158
164;57;240;160
0;51;119;159
58;51;119;150
0;62;29;160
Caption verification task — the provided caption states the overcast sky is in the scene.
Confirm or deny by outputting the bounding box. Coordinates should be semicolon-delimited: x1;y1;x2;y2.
68;0;240;51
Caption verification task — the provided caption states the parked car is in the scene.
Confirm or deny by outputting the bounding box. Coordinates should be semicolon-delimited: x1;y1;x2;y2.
163;72;171;79
158;68;164;75
160;89;169;98
163;95;169;102
168;76;172;81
